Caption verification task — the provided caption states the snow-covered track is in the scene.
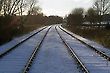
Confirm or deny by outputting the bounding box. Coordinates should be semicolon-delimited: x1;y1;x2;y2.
22;26;51;73
29;26;81;73
57;26;110;73
59;26;110;61
0;26;51;73
0;26;47;58
55;26;89;73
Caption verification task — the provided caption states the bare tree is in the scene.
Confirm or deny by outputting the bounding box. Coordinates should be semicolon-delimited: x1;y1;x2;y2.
67;8;84;28
0;0;40;41
0;0;3;11
28;6;42;15
19;0;40;29
0;0;39;32
93;0;110;15
86;8;98;24
0;0;38;16
27;0;40;15
93;0;110;24
72;8;84;15
0;0;24;15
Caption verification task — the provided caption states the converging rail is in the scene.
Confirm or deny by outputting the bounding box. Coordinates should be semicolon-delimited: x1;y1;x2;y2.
0;25;110;73
0;26;47;58
28;26;82;73
22;26;52;73
59;26;110;61
55;26;89;73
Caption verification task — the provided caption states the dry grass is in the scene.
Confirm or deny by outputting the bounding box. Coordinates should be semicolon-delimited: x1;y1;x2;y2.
14;24;44;37
0;24;43;45
66;26;110;48
23;24;42;33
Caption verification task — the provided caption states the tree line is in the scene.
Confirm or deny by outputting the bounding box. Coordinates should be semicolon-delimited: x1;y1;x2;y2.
67;0;110;29
0;0;41;29
24;15;63;26
0;0;63;44
0;0;41;43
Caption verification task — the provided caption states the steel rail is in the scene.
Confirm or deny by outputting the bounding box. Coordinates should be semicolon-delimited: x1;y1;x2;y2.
55;26;89;73
22;26;52;73
0;26;47;58
59;26;110;61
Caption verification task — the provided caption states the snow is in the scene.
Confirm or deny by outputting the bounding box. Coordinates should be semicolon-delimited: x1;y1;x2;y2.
29;26;81;73
57;26;110;73
0;27;49;73
0;26;46;54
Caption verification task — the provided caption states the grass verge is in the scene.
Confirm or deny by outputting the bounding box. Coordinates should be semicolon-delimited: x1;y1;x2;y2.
65;25;110;49
0;24;44;45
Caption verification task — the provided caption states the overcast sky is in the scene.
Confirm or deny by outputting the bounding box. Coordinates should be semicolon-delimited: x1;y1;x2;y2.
39;0;94;17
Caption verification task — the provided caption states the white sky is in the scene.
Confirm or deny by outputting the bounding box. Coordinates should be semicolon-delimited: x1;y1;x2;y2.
39;0;94;17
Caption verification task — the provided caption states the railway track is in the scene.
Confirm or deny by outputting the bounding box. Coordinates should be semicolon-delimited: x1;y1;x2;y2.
29;26;82;73
55;26;89;73
56;26;110;73
59;26;110;61
0;26;51;73
0;26;47;58
22;26;51;73
0;25;110;73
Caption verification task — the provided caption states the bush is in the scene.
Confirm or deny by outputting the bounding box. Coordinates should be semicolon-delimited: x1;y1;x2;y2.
105;24;110;30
